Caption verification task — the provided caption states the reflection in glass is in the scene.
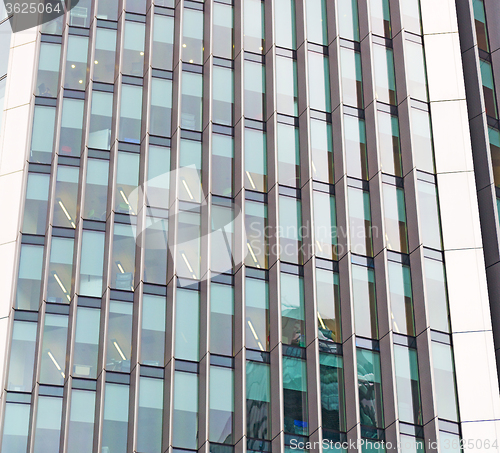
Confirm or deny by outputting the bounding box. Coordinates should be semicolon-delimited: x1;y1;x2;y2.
73;307;100;379
88;90;113;150
383;184;408;253
279;196;303;264
370;0;391;38
46;237;74;303
79;230;105;297
400;434;425;453
245;277;269;351
36;42;61;97
1;402;31;452
22;173;50;235
344;115;368;180
122;21;145;76
283;356;308;435
211;204;234;274
246;360;270;439
388;261;414;336
111;223;136;290
106;301;133;372
39;314;68;386
119;85;143;143
213;3;233;59
59;98;84;156
245;200;268;269
281;273;305;347
7;321;37;392
432;342;459;422
308;51;331;112
150;78;173;137
53;166;79;229
102;383;129;453
64;35;89;90
411;108;434;173
245;128;267;192
338;0;360;41
212;134;234;196
311;120;334;183
406;41;428;102
480;60;498;119
30;105;56;163
357;348;384;429
175;289;200;361
147;145;170;209
306;0;328;44
417;180;442;250
209;366;234;443
141;295;166;366
278;122;300;187
83;159;109;220
275;0;296;49
183;8;204;64
94;28;116;84
373;45;396;105
33;396;63;453
316;269;341;343
210;284;234;356
115;151;140;214
424;258;450;332
348;187;373;256
401;0;422;35
67;389;96;453
276;56;298;116
16;244;43;310
177;209;201;278
378;111;401;176
352;265;377;338
313;191;337;261
340;47;363;108
181;71;203;131
319;353;345;431
137;377;164;452
153;14;175;70
213;66;234;126
173;371;198;449
394;345;422;425
245;60;265;121
473;0;489;52
244;0;265;53
144;215;168;285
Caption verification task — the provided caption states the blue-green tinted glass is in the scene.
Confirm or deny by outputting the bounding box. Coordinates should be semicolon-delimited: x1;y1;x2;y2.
210;366;234;442
480;59;498;118
97;0;118;19
311;119;334;184
53;166;79;229
137;377;164;452
36;42;60;97
400;434;425;453
378;110;401;176
213;66;234;126
7;321;37;391
151;78;173;137
153;14;175;70
383;184;408;253
317;269;341;343
281;273;305;347
352;265;378;338
406;41;428;102
278;122;300;187
67;389;96;453
245;60;265;121
59;98;84;156
94;28;117;83
340;47;363;108
213;3;233;59
22;172;50;235
246;360;271;439
102;383;129;453
64;35;89;90
279;195;303;264
30;105;56;163
1;402;30;452
115;151;140;214
275;0;296;49
308;51;331;112
177;208;202;278
212;134;234;196
245;200;268;269
119;85;143;143
411;108;434;172
84;158;109;220
39;314;68;386
106;300;133;372
357;349;384;429
111;223;136;290
173;371;198;449
211;204;234;274
373;45;396;105
147;145;170;209
88;90;113;150
305;0;328;44
245;128;267;192
283;356;308;435
417;180;442;250
432;342;459;422
344;115;368;180
338;0;360;41
348;187;373;256
394;345;422;425
16;244;44;310
388;261;414;336
319;353;345;431
489;127;500;187
424;258;450;332
276;56;298;116
183;8;204;64
473;0;489;51
79;230;105;297
47;236;74;303
33;396;63;453
244;0;265;53
175;289;200;361
123;21;145;76
210;284;234;356
73;306;100;379
313;191;337;260
370;0;391;37
181;71;203;131
245;277;269;350
141;294;166;366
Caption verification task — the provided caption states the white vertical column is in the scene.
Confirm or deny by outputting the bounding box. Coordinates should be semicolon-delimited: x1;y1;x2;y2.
420;0;500;449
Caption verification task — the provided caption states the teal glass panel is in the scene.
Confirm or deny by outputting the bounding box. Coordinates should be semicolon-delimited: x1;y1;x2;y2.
383;184;408;253
357;349;384;429
417;180;442;250
279;195;303;264
213;3;233;59
281;273;305;347
278;122;300;187
244;0;265;53
175;289;200;361
246;360;271;439
308;51;331;112
480;60;498;118
7;321;37;391
36;42;60;97
400;434;425;453
432;342;459;422
245;200;268;269
33;396;63;453
213;66;234;126
283;356;308;435
210;283;234;356
119;84;143;143
67;389;96;453
182;8;204;64
1;402;30;452
275;0;296;49
141;294;166;366
424;258;450;332
115;151;140;214
319;353;345;431
181;71;203;131
348;187;373;256
388;262;414;336
473;0;489;52
59;98;84;156
489;127;500;187
39;314;68;385
111;223;136;290
73;306;100;379
106;300;133;372
316;269;341;343
276;56;298;116
370;0;391;37
64;35;89;90
439;432;461;453
313;191;337;260
245;277;269;351
179;139;202;202
373;45;396;105
22;172;50;235
102;383;129;453
79;230;105;297
147;145;170;209
69;0;91;26
244;128;267;192
137;377;164;452
144;214;168;285
53;166;79;229
153;14;175;70
212;134;234;196
338;0;360;41
406;41;428;102
209;366;234;443
83;158;109;220
88;90;113;150
344;115;368;180
177;208;201;279
16;244;44;310
123;21;145;76
340;47;363;108
245;60;265;121
352;264;378;338
30;105;56;163
305;0;328;45
310;119;334;184
173;371;198;449
378;110;401;176
411;108;434;173
211;203;234;274
94;28;116;83
394;345;422;425
150;78;173;137
46;237;74;303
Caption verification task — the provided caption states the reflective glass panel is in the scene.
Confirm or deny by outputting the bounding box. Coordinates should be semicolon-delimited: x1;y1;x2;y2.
150;78;173;137
411;108;434;172
319;353;345;431
489;127;500;188
348;187;373;256
177;209;201;278
378;111;401;176
305;0;328;45
94;28;117;84
175;289;200;361
473;0;489;52
209;366;234;443
59;98;84;156
115;151;140;214
417;180;442;250
281;273;305;347
141;294;166;366
22;173;49;235
340;47;363;108
83;159;109;221
33;396;63;453
352;265;378;338
338;0;360;41
357;349;384;429
183;8;204;64
213;66;234;126
147;145;170;209
344;115;368;180
7;321;37;392
181;71;203;131
275;0;296;49
102;383;129;453
16;244;44;310
67;389;96;453
394;345;422;425
79;230;105;297
279;195;303;264
245;200;268;269
245;60;265;121
245;128;267;192
308;51;331;112
64;35;89;90
210;283;234;356
46;237;74;303
179;139;202;203
480;59;498;119
278;122;300;187
370;0;391;38
36;42;60;97
316;269;341;343
313;191;337;260
311;119;334;184
400;434;425;453
373;45;396;105
39;314;68;386
1;403;30;452
406;41;428;102
213;3;233;59
30;105;56;163
153;14;175;70
88;90;113;150
53;166;79;229
111;223;136;291
144;214;168;285
212;134;234;196
388;261;414;336
246;360;270;439
432;342;459;422
211;204;234;274
106;300;133;372
401;0;422;35
383;184;408;253
283;356;308;435
244;0;264;53
73;307;100;379
276;56;298;116
173;371;198;449
123;21;145;76
245;277;269;351
137;377;164;452
119;84;143;143
424;258;450;332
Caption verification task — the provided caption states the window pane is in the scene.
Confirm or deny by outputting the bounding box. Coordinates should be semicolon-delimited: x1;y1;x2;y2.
401;0;422;35
111;223;136;291
22;172;50;235
340;47;363;108
177;209;201;278
279;196;303;264
181;71;203;131
83;158;109;220
281;273;305;347
373;45;396;105
213;66;234;126
378;111;401;176
245;60;265;121
357;349;384;429
473;0;489;52
36;42;60;97
147;145;170;208
94;28;117;84
7;321;37;391
102;383;129;453
79;230;105;297
210;284;234;356
123;21;145;76
417;180;442;250
424;258;450;332
489;127;500;188
69;0;91;27
308;51;331;112
212;134;234;196
115;151;140;214
144;215;168;285
319;353;345;432
411;108;434;172
370;0;391;38
400;434;425;453
245;277;269;351
348;187;373;256
16;244;44;310
276;56;298;116
88;90;113;150
67;389;96;453
150;78;173;137
213;3;233;59
245;200;268;269
316;269;341;343
175;289;200;361
311;119;334;184
338;0;360;41
313;191;337;260
39;314;68;386
141;294;166;366
137;377;164;452
64;35;89;89
383;184;408;253
278;122;300;187
210;366;234;442
183;8;204;64
394;345;422;425
244;0;265;52
53;166;79;229
352;265;378;338
46;237;74;303
480;59;498;118
1;403;30;452
388;262;414;336
432;342;459;422
173;371;198;449
153;14;175;70
344;115;368;180
305;0;328;44
106;300;133;372
60;98;85;156
283;356;308;435
119;85;143;143
73;307;100;379
275;0;296;49
211;204;235;274
245;128;267;192
33;396;63;453
246;360;270;439
406;41;428;102
30;105;56;163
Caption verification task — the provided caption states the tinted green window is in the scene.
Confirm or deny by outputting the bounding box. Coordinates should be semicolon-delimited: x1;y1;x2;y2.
281;273;305;347
400;434;425;453
340;47;363;108
59;98;84;156
357;349;384;429
246;360;271;439
147;145;170;209
316;269;341;343
137;377;164;452
79;230;105;297
352;265;378;338
480;59;498;119
173;371;198;449
313;191;337;260
213;66;234;126
46;237;74;303
344;115;368;180
1;402;31;452
213;3;233;59
102;383;129;453
348;187;373;256
144;214;169;285
278;122;300;187
473;0;489;52
33;396;63;453
94;28;117;83
183;8;204;64
212;133;234;196
338;0;360;41
16;244;44;310
211;203;234;274
88;90;113;150
209;366;234;442
489;127;500;188
244;0;264;52
279;195;303;264
83;158;109;220
210;283;234;356
115;151;140;214
308;51;331;112
383;184;408;253
106;300;133;372
378;111;401;176
388;262;414;336
245;277;269;351
245;128;267;192
123;21;145;76
6;321;37;392
64;35;89;90
141;294;166;366
36;42;60;97
73;306;100;379
245;200;268;269
177;208;201;279
53;166;79;229
152;14;175;70
175;289;200;361
283;356;308;435
319;353;345;431
181;71;203;131
150;78;173;137
111;223;136;291
394;345;422;425
39;314;68;386
179;139;202;202
30;105;56;163
67;389;96;453
119;85;143;143
22;173;50;235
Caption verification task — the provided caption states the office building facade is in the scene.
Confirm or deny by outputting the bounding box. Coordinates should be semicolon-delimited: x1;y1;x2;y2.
0;0;499;452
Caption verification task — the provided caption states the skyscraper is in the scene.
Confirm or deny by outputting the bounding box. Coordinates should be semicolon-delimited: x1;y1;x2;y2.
0;0;499;452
